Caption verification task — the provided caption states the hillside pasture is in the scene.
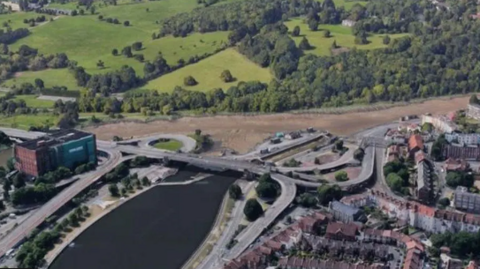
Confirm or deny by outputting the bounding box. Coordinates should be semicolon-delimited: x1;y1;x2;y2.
285;19;409;56
140;48;273;92
3;69;79;90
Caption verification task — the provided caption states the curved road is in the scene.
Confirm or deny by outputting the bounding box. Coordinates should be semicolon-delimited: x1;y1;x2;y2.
0;147;122;256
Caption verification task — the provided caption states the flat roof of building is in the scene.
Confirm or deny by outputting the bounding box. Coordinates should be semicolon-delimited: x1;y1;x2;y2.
17;129;93;150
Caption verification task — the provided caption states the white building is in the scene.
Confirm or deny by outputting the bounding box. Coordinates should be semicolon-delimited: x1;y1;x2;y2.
445;133;480;145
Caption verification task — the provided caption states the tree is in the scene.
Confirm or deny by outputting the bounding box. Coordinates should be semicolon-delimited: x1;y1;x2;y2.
184;76;198;86
122;46;133;58
243;198;263;221
354;148;365;161
317;184;342;205
90;6;96;14
331;40;339;49
383;35;391;45
79;9;85;15
131;42;142;51
108;183;119;197
112;48;118;56
298;37;312;50
124;20;130;26
0;131;12;146
34;78;44;89
323;30;331;38
470;94;479;105
297;193;317;207
386;173;406;193
446;171;473;188
354;31;368;45
335;171;349;182
71;10;78;16
292;25;300;37
229;184;242;200
96;60;105;69
335;140;344;150
308;18;319;31
438;197;450;208
220;69;234;83
98;15;103;20
0;44;8;55
12;173;26;188
256;174;279;199
141;176;150;186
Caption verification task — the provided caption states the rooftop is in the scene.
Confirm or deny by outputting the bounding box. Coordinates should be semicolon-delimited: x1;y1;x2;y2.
330;201;360;216
17;129;93;150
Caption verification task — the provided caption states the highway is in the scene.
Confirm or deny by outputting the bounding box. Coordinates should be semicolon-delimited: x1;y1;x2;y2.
121;134;197;153
0;127;376;263
277;145;355;173
194;182;255;269
224;173;296;260
0;145;123;257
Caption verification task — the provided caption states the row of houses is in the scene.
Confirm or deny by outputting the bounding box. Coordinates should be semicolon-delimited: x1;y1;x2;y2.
341;190;480;233
299;234;390;262
224;213;329;269
225;208;428;269
277;257;385;269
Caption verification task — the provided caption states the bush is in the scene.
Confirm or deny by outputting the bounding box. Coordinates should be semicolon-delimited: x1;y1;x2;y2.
243;198;263;221
229;184;242;200
334;171;349;182
184;75;198;86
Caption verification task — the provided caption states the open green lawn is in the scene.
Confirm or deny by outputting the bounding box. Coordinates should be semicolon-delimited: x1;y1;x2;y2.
13;95;54;108
2;69;79;90
153;139;183;151
0;114;57;129
141;48;273;92
0;12;55;30
9;14;228;79
330;0;368;10
285;19;409;56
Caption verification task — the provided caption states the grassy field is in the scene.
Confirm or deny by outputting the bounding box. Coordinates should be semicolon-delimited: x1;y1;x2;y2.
10;14;228;78
0;114;57;129
141;48;273;92
13;95;54;108
285;19;409;56
153;139;183;151
0;12;55;30
329;0;368;10
2;69;79;90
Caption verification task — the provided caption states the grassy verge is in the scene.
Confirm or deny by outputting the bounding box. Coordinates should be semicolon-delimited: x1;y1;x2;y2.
153;139;183;151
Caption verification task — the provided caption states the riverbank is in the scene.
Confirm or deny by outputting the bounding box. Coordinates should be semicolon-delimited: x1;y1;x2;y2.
48;171;238;269
45;184;155;265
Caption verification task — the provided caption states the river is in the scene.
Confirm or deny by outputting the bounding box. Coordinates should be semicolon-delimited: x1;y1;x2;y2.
49;168;239;269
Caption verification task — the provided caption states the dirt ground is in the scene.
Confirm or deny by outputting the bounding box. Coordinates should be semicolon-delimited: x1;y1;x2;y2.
85;96;469;154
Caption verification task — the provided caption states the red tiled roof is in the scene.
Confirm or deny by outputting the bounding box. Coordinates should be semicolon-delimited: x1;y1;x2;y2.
409;134;424;151
326;222;358;237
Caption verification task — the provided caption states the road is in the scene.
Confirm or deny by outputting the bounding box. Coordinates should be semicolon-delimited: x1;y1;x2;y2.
0;146;123;257
224;173;296;260
121;134;197;153
0;127;376;262
277;145;355;173
194;182;255;269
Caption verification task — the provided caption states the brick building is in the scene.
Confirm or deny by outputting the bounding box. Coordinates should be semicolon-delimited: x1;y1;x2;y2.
15;129;97;177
